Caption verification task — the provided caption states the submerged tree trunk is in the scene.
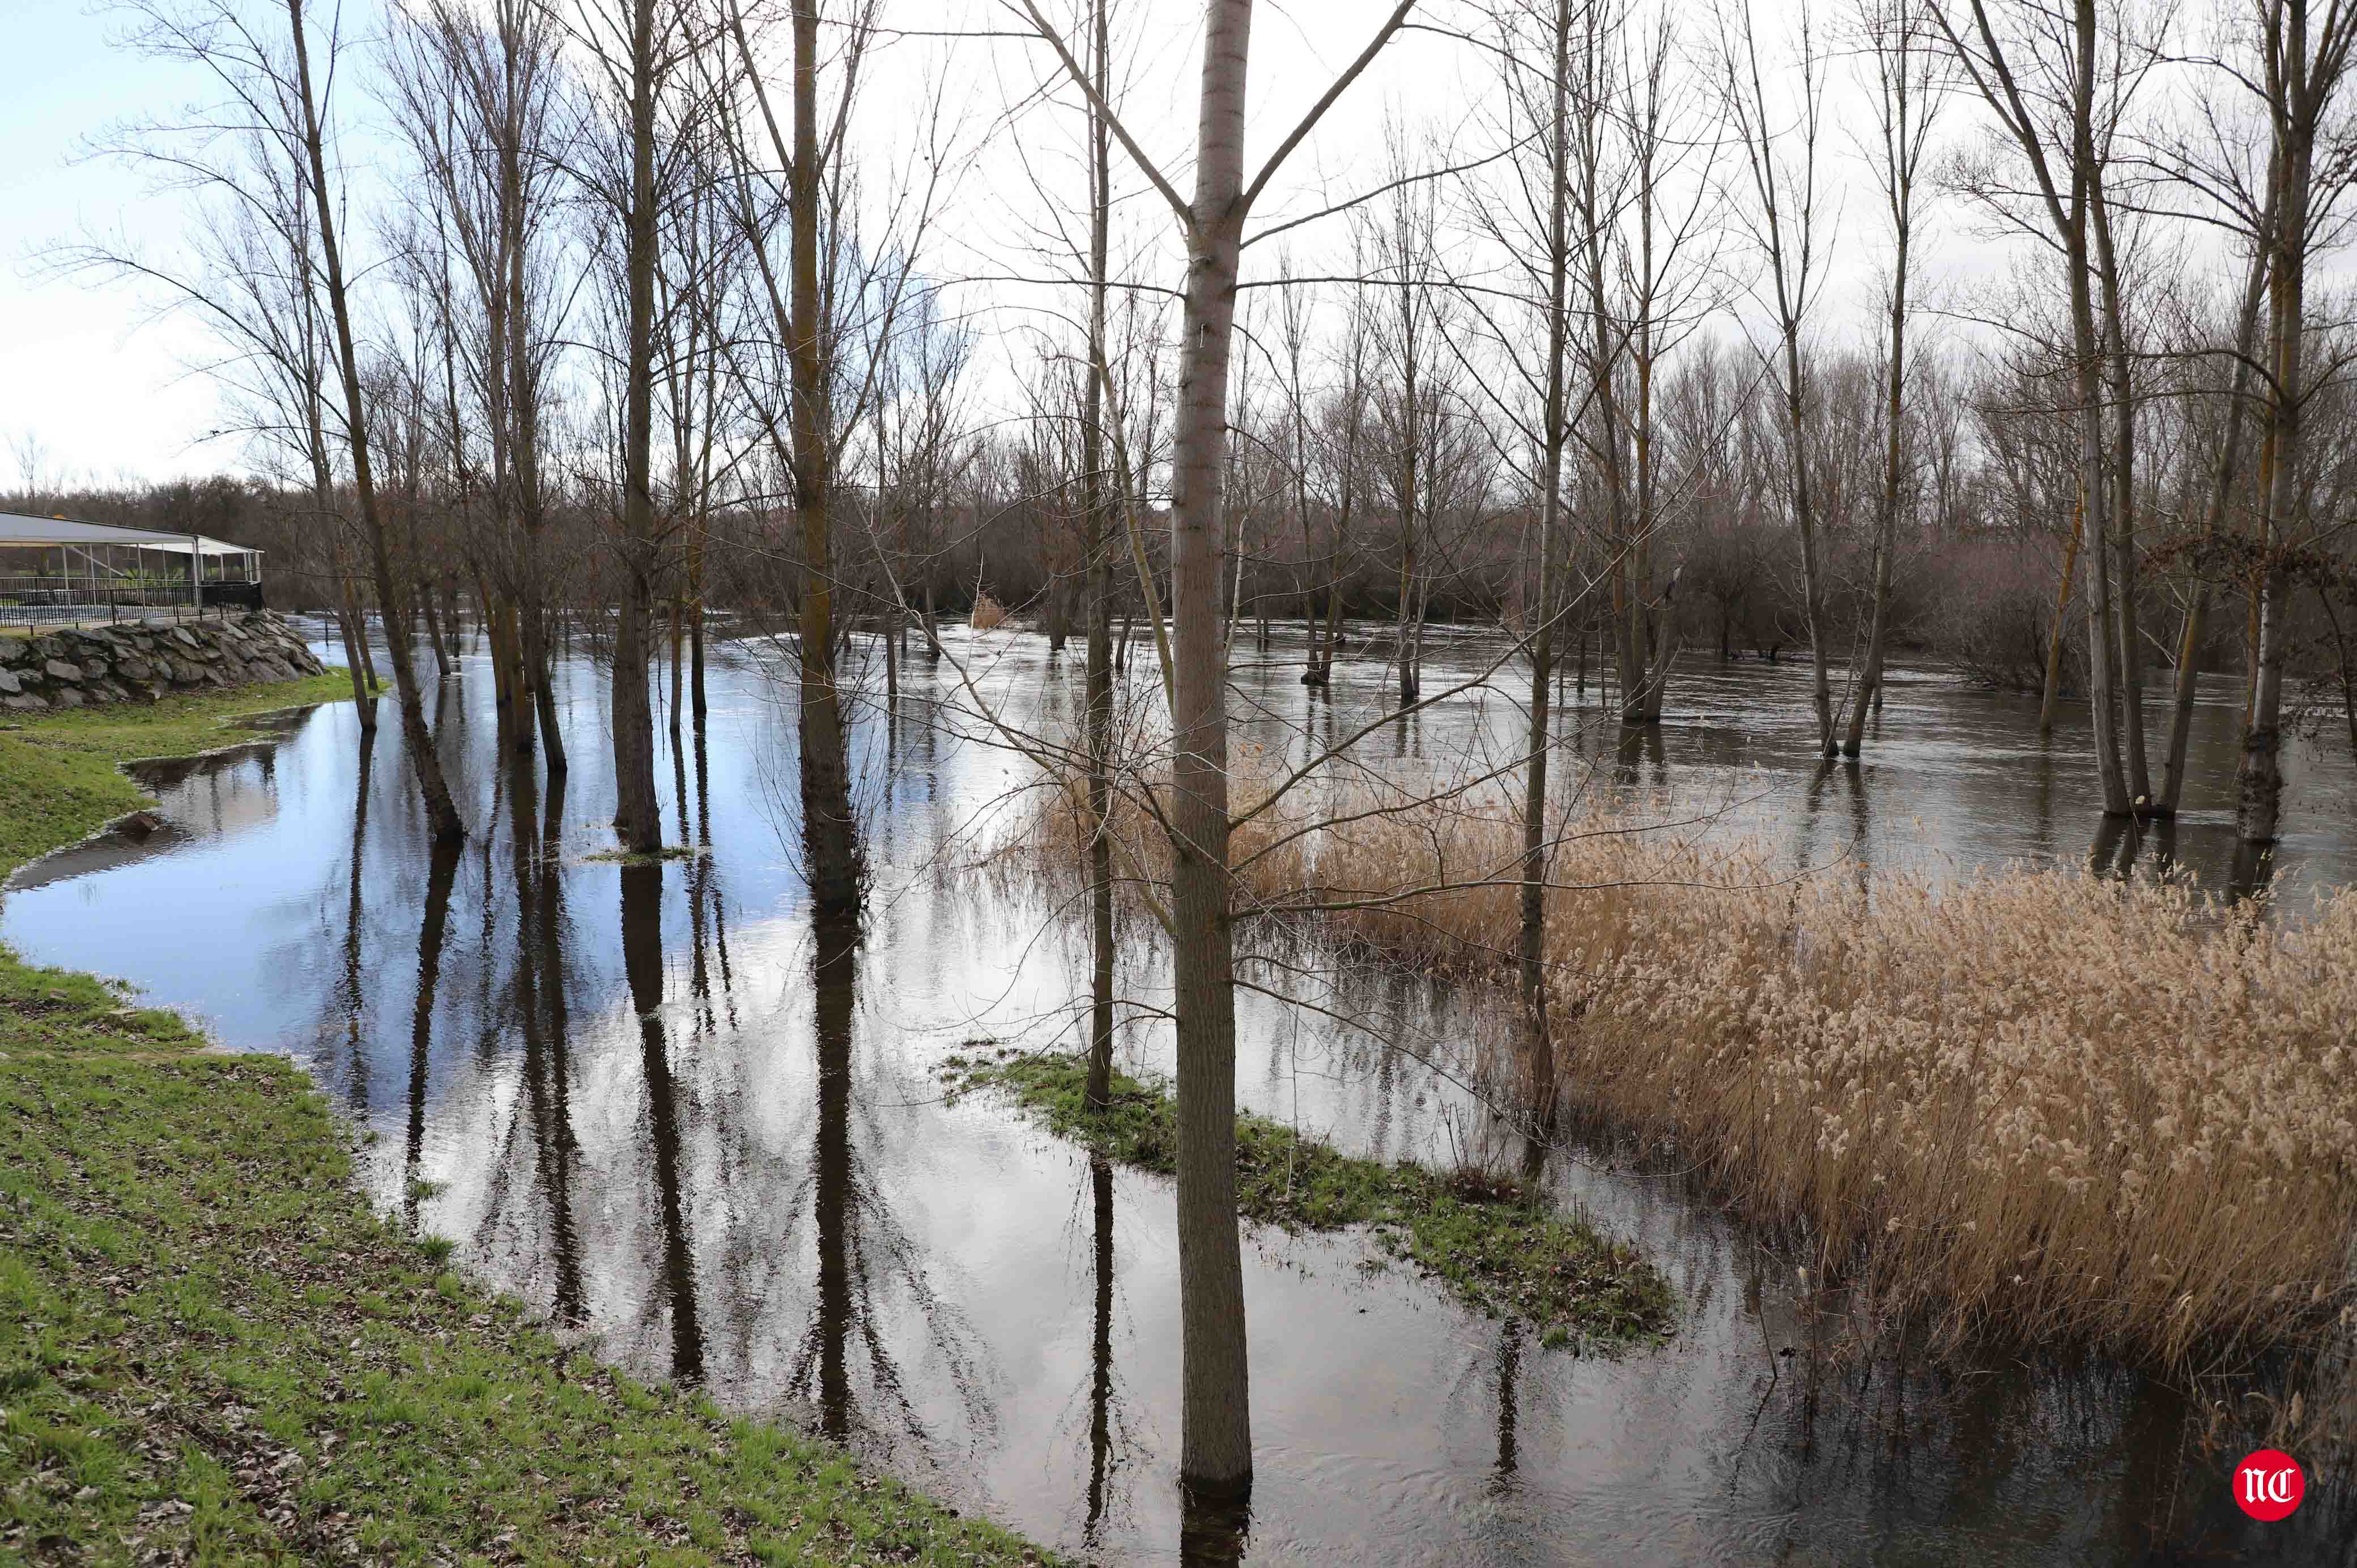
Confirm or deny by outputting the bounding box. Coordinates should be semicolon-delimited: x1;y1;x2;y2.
2038;487;2084;734
2240;0;2342;845
2158;237;2269;813
1082;0;1116;1114
790;0;862;913
1162;2;1254;1498
611;0;663;855
287;0;462;842
1519;0;1572;1134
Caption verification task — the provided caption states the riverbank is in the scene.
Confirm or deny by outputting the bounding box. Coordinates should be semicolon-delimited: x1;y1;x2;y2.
0;672;352;871
0;680;1052;1565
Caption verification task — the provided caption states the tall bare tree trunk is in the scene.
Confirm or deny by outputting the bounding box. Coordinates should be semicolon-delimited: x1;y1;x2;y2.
611;0;663;855
1518;0;1572;1133
1939;0;2128;811
1784;352;1835;755
1844;0;1935;757
1020;0;1413;1506
2066;2;2130;814
791;0;863;913
1164;1;1254;1494
2239;0;2352;842
514;213;568;781
1083;0;1116;1114
2158;232;2269;812
287;0;462;842
2091;193;2151;805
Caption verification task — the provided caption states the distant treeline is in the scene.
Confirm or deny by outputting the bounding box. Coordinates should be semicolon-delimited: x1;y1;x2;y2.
15;323;2357;719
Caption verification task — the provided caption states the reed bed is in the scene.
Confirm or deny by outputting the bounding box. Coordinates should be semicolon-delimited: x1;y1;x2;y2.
1011;767;2357;1375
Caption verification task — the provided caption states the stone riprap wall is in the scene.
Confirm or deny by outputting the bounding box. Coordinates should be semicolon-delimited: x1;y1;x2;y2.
0;612;327;713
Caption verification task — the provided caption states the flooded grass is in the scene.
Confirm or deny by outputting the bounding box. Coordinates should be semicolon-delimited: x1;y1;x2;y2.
578;844;707;864
0;951;1053;1565
0;671;352;877
940;1049;1676;1350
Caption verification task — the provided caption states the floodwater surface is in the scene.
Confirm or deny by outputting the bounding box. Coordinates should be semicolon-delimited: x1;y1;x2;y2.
5;622;2351;1565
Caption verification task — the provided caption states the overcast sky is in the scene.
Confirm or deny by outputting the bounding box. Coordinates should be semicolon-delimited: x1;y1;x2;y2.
0;0;2182;493
5;4;227;485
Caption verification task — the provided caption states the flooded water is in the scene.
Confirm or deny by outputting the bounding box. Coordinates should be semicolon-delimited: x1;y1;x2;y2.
6;621;2352;1565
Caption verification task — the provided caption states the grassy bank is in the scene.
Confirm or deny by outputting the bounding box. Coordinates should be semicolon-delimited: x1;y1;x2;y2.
1;680;1052;1564
1019;768;2357;1375
0;672;353;874
941;1049;1674;1350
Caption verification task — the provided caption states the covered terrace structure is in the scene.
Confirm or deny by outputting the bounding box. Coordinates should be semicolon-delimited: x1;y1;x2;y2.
0;513;265;629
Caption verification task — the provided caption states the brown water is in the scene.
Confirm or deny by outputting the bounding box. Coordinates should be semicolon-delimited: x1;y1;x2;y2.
5;623;2352;1565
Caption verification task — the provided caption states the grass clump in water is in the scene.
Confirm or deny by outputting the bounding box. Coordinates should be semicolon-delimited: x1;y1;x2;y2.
941;1049;1674;1351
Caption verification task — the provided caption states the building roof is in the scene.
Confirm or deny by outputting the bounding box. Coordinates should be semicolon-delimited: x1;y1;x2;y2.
0;512;264;557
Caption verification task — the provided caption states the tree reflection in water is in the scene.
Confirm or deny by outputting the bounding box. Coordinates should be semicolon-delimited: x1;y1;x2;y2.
622;857;705;1383
401;833;460;1234
516;762;585;1325
786;907;998;1459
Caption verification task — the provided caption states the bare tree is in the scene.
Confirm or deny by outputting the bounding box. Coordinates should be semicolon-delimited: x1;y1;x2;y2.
284;0;466;837
565;0;689;853
712;0;952;913
2239;0;2357;841
1933;0;2168;815
1010;0;1419;1499
1722;0;1840;755
1364;124;1460;706
1845;0;1948;755
1079;0;1116;1113
2146;66;2278;812
67;2;384;726
385;0;575;779
1572;0;1724;724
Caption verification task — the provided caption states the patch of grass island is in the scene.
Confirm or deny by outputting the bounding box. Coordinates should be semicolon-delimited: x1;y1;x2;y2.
941;1049;1675;1351
1;676;1052;1565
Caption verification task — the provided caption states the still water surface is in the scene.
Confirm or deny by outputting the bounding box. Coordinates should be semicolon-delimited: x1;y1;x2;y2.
6;624;2351;1565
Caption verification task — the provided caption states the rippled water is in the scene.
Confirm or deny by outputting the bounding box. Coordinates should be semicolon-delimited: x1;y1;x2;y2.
5;621;2350;1565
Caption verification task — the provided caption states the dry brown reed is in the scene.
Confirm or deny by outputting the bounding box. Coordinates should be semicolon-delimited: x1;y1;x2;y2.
968;594;1007;631
1008;768;2357;1375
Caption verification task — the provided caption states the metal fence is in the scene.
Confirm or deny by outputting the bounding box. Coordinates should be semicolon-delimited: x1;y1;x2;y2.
1;577;266;632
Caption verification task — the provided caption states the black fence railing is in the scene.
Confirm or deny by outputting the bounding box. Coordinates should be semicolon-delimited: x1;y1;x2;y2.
0;577;266;630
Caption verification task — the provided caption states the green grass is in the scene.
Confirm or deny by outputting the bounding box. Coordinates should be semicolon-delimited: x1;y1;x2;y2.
1;677;1054;1565
0;671;354;877
578;845;707;864
941;1049;1676;1352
